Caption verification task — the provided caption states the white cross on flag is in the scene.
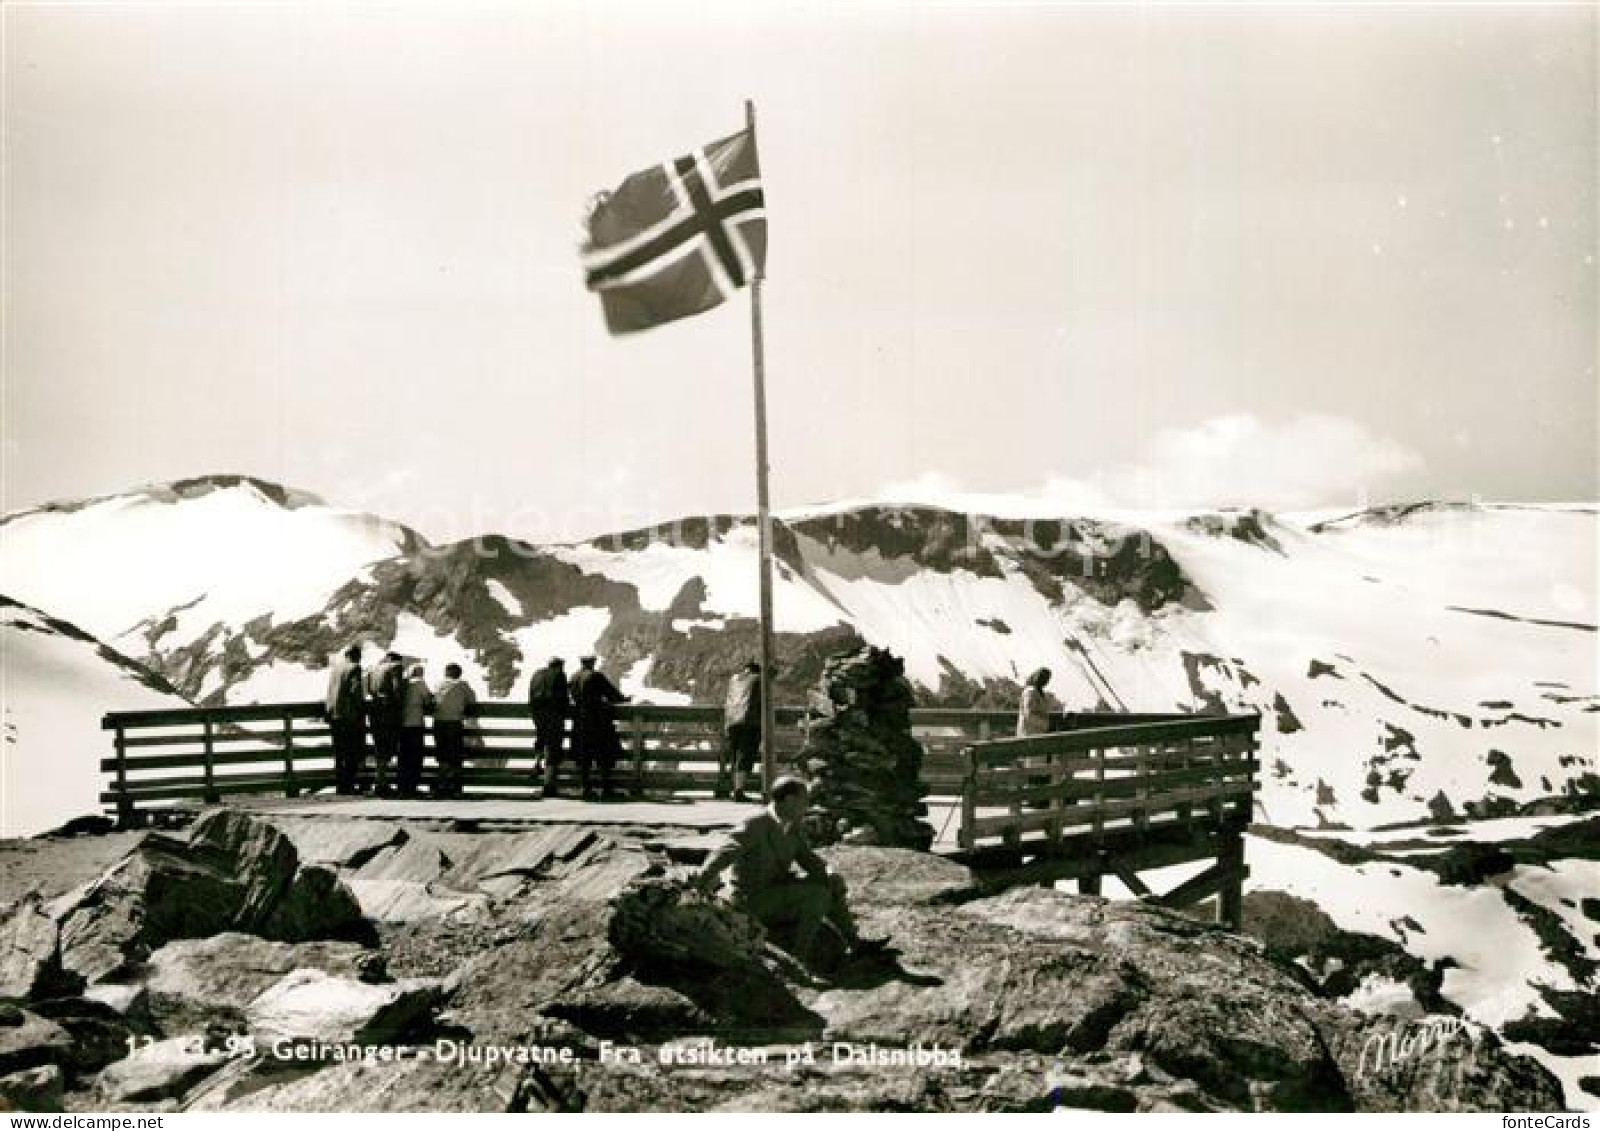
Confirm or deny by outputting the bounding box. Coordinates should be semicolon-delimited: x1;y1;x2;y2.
581;128;767;334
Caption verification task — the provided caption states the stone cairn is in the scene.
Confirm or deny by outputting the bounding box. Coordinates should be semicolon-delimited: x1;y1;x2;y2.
799;645;934;851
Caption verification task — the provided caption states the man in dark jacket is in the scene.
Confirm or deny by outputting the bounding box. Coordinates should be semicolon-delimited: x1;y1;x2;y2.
719;661;763;802
527;657;569;797
324;644;366;795
364;651;406;796
569;655;628;801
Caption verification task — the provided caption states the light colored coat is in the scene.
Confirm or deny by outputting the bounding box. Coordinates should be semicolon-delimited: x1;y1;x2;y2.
401;671;433;728
1016;686;1051;737
324;656;364;720
433;677;477;722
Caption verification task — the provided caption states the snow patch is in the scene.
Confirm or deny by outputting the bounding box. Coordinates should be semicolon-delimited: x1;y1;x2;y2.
486;579;524;619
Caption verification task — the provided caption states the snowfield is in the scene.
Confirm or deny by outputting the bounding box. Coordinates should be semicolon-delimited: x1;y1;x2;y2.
2;479;1593;832
0;598;188;837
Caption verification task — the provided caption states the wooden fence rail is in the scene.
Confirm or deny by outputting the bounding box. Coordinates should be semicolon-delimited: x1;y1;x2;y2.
101;702;1174;816
100;700;1255;913
952;712;1261;926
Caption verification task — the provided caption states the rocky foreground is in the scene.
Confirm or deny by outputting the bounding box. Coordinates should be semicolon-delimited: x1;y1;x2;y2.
0;810;1567;1113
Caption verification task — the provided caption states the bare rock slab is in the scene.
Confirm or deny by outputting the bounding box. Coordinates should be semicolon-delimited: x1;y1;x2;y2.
247;968;440;1046
93;1037;231;1104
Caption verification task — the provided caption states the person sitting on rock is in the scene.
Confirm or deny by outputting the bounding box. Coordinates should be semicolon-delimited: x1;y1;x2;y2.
694;775;888;966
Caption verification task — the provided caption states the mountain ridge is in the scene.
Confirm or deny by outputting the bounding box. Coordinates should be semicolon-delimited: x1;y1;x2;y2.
1;476;1594;831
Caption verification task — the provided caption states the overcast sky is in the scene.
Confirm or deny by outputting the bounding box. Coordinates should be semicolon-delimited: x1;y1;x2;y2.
4;3;1594;543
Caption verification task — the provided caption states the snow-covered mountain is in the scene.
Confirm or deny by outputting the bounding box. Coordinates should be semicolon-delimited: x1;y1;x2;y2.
0;475;422;649
2;477;1596;1105
1;478;1594;831
0;595;190;838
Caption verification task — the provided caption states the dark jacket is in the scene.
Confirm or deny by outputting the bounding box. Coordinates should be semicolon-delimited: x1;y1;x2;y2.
528;664;570;716
570;667;625;726
705;810;826;901
365;657;405;721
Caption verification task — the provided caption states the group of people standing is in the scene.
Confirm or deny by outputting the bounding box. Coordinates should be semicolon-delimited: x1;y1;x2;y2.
325;645;1050;807
323;646;477;798
526;655;632;800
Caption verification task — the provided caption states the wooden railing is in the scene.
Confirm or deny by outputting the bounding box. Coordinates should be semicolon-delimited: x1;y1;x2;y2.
955;713;1261;856
101;702;1158;817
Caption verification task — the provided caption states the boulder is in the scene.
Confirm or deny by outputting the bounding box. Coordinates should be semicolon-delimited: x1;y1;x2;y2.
27;996;140;1074
184;1051;557;1113
0;1007;72;1076
84;983;149;1020
0;1064;63;1112
143;934;372;1036
441;905;616;1043
0;895;73;1001
1320;1015;1566;1112
247;968;440;1047
820;845;972;906
93;1037;232;1104
54;813;370;985
347;838;486;924
604;876;818;1038
56;835;210;984
264;819;408;869
809;885;1349;1110
544;977;714;1040
608;877;767;969
261;865;371;944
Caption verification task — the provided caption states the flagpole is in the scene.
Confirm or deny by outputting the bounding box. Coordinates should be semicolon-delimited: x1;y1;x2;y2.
746;98;778;799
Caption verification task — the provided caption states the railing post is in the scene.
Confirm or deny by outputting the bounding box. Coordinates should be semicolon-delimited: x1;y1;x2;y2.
1134;741;1150;836
1241;725;1259;824
631;713;645;798
1177;736;1195;830
1091;743;1105;845
283;712;298;798
1048;742;1064;844
958;746;977;853
112;723;134;828
1219;834;1245;929
201;718;219;804
1206;733;1226;828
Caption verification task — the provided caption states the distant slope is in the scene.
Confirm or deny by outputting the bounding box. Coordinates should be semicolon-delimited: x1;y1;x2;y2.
0;474;423;654
0;595;191;837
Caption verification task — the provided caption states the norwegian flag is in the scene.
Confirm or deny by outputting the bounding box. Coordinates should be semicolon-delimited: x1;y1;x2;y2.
581;128;767;334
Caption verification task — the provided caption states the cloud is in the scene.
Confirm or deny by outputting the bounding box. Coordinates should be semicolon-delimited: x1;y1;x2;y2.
881;413;1424;514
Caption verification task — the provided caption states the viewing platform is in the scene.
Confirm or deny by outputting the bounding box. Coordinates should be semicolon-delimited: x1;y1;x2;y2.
102;701;1260;923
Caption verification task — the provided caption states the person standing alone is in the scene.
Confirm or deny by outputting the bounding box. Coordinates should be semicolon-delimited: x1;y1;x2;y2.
719;661;763;802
